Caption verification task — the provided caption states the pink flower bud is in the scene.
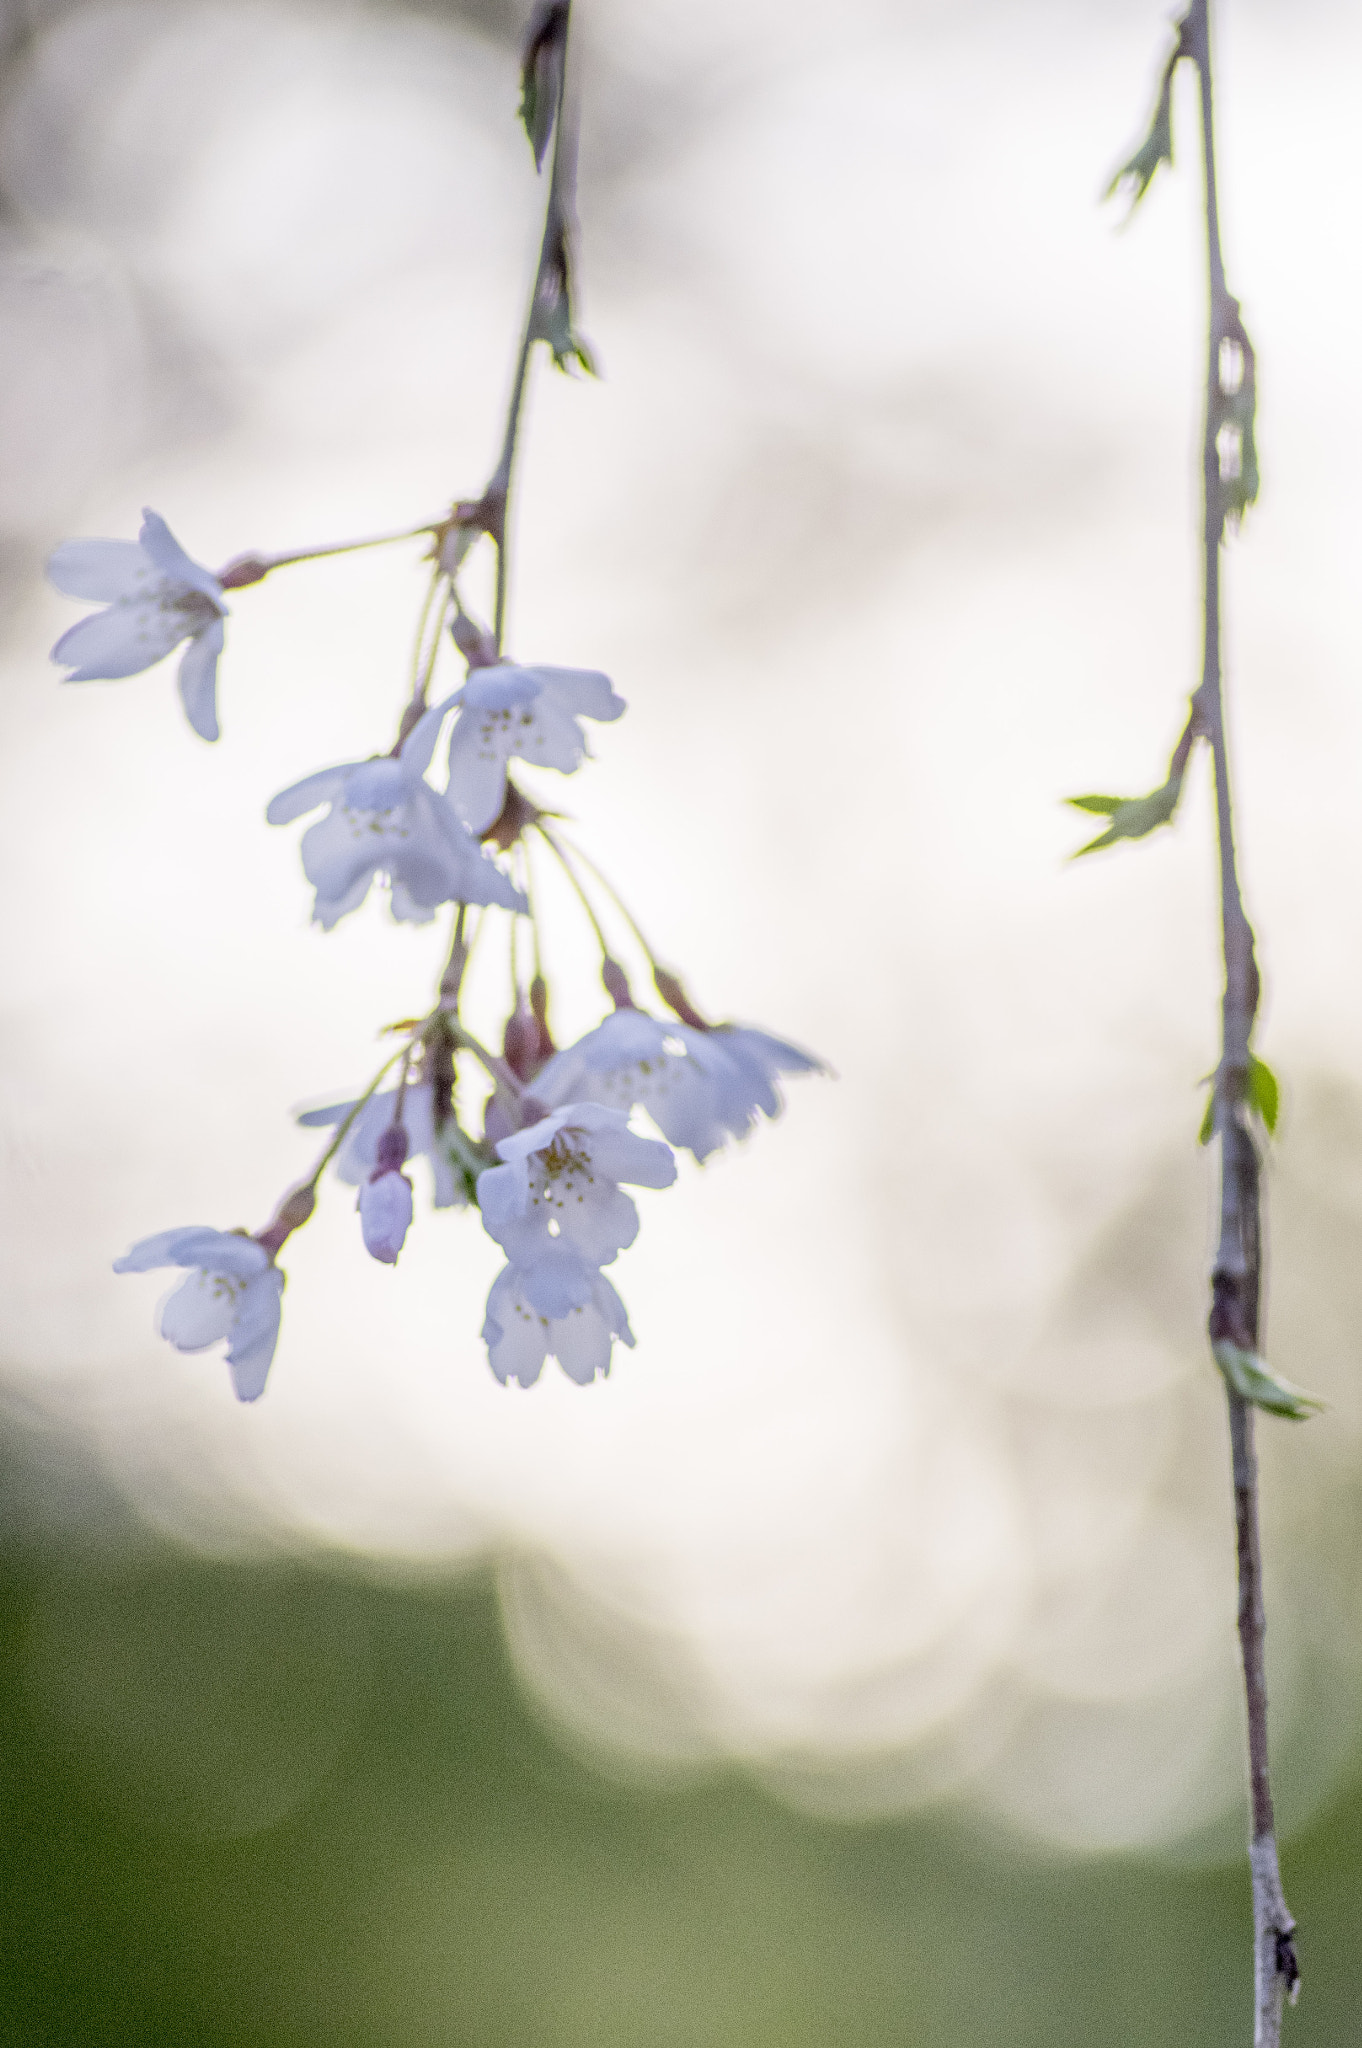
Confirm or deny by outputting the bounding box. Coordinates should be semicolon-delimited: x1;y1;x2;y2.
373;1122;409;1175
601;957;633;1009
358;1169;413;1265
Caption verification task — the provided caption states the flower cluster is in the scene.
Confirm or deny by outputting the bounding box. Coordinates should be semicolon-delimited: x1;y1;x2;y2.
61;4;822;1408
477;1103;675;1385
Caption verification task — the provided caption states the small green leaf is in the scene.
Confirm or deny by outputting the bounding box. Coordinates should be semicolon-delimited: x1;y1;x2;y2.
1198;1088;1216;1146
1067;773;1183;856
1067;794;1125;817
1213;1341;1323;1421
1248;1055;1279;1134
1106;59;1176;211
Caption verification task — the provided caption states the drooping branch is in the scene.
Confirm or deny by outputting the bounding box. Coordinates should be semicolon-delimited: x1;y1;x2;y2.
1181;4;1299;2039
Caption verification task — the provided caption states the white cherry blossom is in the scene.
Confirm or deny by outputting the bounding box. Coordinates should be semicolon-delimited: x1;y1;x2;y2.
476;1100;676;1279
267;699;525;929
113;1225;284;1402
533;1010;822;1160
48;509;228;740
482;1259;634;1387
445;663;625;833
297;1080;470;1208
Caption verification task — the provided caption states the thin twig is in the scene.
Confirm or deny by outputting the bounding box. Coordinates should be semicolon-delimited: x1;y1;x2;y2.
1182;4;1298;2037
218;521;440;589
487;3;581;649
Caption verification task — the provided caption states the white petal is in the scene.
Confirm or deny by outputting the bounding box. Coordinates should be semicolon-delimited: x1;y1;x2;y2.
115;1227;267;1277
482;1266;549;1387
342;756;408;811
641;1062;728;1160
176;617;225;741
158;1269;241;1351
387;879;438;925
359;1172;414;1264
226;1269;285;1401
266;765;351;826
590;1269;635;1345
524;666;625;722
459;667;541;712
138;509;224;604
477;1158;530;1231
548;1300;614;1385
586;1126;678;1190
486;1212;553;1268
52;601;182;681
425;796;526;910
299;811;380;916
446;719;510;834
314;866;376;932
556;1182;639;1266
294;1094;359;1132
115;1225;220;1272
397;696;454;780
493;1104;578;1163
580;1011;671;1069
512;698;584;775
518;1242;596;1319
46;537;151;601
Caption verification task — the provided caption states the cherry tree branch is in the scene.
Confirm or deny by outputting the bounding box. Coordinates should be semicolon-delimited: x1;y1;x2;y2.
1181;4;1299;2037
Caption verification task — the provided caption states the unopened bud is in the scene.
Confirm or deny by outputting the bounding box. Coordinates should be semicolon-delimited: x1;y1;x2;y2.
217;553;274;590
529;974;556;1063
653;966;708;1030
373;1122;409;1176
503;997;543;1084
450;608;500;671
358;1170;413;1265
255;1180;317;1256
602;958;633;1009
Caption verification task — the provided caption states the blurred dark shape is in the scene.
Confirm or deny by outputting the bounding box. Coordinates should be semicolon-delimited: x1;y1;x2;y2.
1;1415;1362;2044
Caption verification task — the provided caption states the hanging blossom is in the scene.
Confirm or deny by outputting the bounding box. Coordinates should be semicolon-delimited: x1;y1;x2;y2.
481;1262;635;1388
48;510;228;741
445;663;625;833
532;1007;823;1162
476;1101;675;1385
357;1122;415;1266
297;1080;468;1209
113;1227;285;1403
267;698;525;929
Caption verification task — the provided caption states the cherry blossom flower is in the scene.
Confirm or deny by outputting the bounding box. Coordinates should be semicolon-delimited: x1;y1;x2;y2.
358;1123;414;1265
533;1010;822;1160
267;699;525;929
48;509;228;740
445;663;625;833
297;1080;470;1208
112;1226;284;1402
481;1259;634;1386
476;1100;676;1277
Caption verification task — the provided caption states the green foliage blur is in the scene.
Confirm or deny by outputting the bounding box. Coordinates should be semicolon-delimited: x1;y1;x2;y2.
2;1435;1360;2048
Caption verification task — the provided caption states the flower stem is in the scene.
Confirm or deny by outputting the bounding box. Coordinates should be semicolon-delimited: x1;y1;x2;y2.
535;824;614;960
217;522;440;589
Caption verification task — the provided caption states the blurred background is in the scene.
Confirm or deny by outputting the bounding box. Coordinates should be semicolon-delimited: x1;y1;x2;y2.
3;0;1362;2038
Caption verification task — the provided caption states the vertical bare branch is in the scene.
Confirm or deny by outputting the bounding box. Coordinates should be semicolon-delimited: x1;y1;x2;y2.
1181;3;1299;2037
